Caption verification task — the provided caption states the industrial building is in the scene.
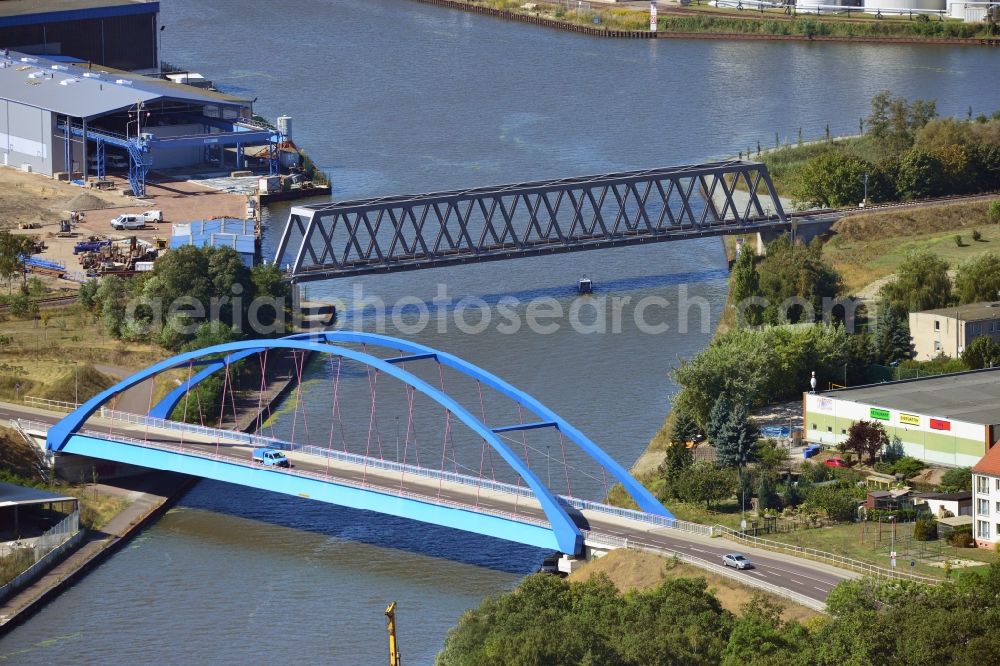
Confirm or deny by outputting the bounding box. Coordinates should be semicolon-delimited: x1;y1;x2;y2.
803;368;1000;467
0;0;159;70
909;302;1000;361
170;219;259;267
0;50;281;196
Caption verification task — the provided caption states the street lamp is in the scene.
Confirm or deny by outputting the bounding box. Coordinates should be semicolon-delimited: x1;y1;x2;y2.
861;173;869;208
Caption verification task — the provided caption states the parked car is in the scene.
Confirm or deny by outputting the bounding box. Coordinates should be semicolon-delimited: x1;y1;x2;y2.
141;210;163;223
251;447;290;468
539;552;561;575
110;214;145;230
824;457;848;468
721;553;753;570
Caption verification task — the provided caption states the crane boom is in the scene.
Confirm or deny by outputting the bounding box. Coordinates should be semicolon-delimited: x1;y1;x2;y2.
385;601;401;666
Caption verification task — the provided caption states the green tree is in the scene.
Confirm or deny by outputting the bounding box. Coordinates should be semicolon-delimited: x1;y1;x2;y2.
669;407;701;445
94;275;131;338
722;595;811;666
940;467;972;492
914;515;938;541
0;232;34;291
954;252;1000;304
674;462;738;509
658;440;694;501
895;148;944;199
804;484;861;522
730;246;762;326
879;251;952;313
873;301;914;364
790;150;872;208
758;235;843;325
962;335;1000;369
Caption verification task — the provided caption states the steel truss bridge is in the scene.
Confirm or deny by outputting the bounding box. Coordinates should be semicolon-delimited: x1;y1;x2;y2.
41;332;683;556
275;160;787;283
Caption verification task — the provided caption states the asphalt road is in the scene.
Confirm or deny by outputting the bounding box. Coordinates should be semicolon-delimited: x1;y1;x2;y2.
4;402;851;604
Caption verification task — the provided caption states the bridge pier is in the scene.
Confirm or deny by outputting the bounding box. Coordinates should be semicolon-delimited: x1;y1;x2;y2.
755;218;838;255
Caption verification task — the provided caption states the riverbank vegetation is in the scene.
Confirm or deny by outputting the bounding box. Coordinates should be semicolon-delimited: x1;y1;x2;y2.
437;562;1000;665
762;92;1000;208
437;0;1000;41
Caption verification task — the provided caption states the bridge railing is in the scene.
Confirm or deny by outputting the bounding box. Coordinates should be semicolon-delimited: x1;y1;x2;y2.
45;421;554;529
43;410;713;537
583;529;827;612
715;526;941;583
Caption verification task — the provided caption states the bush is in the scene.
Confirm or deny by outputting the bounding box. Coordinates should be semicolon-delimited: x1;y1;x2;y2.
990;200;1000;224
973;229;983;242
939;467;972;493
891;456;926;478
914;516;938;541
955;234;964;247
949;525;974;548
804;485;862;522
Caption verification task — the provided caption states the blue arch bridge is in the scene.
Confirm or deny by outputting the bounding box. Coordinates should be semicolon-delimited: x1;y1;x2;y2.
31;332;700;557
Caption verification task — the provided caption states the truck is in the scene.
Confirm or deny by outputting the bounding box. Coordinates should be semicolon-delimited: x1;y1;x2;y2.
110;214;145;230
252;447;290;468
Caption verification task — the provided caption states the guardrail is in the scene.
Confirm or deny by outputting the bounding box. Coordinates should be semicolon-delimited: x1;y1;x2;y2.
23;396;79;412
93;410;712;536
54;422;554;529
715;526;941;583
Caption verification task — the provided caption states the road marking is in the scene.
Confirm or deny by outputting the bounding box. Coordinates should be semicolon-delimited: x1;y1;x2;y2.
789;578;804;585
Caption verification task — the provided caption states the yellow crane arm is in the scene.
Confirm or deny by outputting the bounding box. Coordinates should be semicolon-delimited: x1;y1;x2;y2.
385;601;401;666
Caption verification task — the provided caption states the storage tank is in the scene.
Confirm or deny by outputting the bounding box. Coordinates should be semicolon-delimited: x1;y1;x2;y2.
863;0;944;12
949;1;988;20
276;115;293;142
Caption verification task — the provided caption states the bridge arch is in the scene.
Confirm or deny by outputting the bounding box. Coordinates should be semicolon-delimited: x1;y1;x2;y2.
146;331;672;519
46;338;584;554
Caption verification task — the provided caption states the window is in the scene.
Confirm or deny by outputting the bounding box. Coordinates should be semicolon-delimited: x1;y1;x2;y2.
996;501;1000;513
934;341;941;352
828;426;833;432
996;478;1000;491
841;429;847;435
979;498;990;516
979;520;991;539
811;423;816;430
978;475;991;494
934;320;940;331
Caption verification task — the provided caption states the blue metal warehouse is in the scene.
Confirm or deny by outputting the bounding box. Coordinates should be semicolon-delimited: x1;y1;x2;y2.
0;50;280;195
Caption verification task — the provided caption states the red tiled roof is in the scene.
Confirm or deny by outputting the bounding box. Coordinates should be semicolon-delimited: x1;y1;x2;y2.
973;443;1000;476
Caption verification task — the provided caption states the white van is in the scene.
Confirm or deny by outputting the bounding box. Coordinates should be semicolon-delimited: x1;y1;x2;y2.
110;214;145;230
141;210;163;223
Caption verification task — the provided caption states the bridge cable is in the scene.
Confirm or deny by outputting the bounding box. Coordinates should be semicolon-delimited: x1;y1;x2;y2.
180;361;194;450
400;385;417;494
558;429;573;498
476;380;497;482
437;364;458;475
144;374;155;444
295;349;312;447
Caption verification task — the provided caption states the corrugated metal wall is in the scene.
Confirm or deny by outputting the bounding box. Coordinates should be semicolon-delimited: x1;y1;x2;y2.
0;100;52;175
0;13;156;70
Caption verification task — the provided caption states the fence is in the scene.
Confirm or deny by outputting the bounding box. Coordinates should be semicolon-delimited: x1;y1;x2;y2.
716;525;940;583
0;510;82;600
23;396;80;412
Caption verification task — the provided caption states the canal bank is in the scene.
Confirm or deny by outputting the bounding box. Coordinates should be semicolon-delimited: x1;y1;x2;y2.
413;0;1000;46
0;472;195;635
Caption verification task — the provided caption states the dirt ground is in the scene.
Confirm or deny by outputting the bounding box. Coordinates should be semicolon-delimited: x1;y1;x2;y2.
1;166;246;284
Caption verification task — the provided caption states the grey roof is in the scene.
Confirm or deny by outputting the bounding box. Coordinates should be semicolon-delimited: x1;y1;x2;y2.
823;368;1000;426
916;301;1000;323
0;51;247;118
0;0;145;18
0;481;75;507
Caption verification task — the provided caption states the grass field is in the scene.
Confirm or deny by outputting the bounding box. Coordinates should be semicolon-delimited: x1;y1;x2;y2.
569;548;819;623
822;199;999;293
0;304;167;403
764;522;998;579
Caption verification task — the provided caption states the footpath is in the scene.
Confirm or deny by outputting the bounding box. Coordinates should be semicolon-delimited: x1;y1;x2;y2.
0;472;195;635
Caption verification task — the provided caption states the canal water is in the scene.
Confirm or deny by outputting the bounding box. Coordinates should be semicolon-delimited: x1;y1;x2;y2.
4;1;1000;663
